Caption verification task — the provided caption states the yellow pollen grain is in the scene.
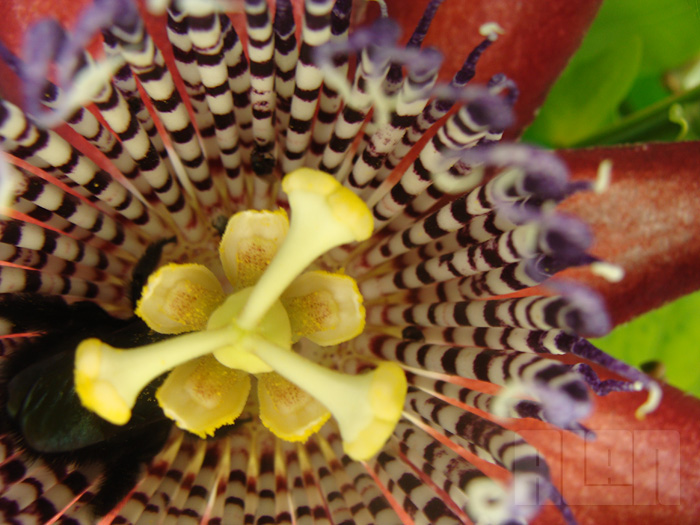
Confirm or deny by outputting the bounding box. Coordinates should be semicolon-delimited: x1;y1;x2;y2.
166;280;223;332
185;355;240;410
257;372;331;442
285;290;339;338
261;372;308;411
235;238;278;288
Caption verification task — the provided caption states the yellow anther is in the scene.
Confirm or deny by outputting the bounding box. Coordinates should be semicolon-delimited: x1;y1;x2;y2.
156;355;251;438
219;209;289;291
238;169;374;329
249;335;407;460
136;263;226;334
282;271;365;346
257;372;331;442
74;325;238;424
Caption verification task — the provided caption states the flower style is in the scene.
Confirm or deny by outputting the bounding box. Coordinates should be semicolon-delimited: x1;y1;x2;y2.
0;1;698;525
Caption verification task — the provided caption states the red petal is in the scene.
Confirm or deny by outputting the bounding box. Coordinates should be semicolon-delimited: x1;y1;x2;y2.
509;382;700;524
386;0;604;137
558;142;700;326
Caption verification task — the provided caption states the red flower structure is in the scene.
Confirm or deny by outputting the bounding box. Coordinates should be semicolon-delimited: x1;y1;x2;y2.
0;1;698;524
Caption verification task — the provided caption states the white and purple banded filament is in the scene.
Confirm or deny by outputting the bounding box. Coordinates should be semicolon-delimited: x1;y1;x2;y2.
0;0;660;524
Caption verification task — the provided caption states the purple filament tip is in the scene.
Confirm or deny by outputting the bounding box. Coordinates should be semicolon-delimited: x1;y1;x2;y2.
532;375;591;429
405;46;443;79
527;253;598;282
95;0;139;33
465;93;513;130
564;179;595;197
22;19;65;121
549;485;578;525
453;34;496;86
570;339;658;391
488;73;519;108
491;144;570;200
573;363;644;396
406;0;446;48
362;17;401;49
549;281;612;337
541;214;593;262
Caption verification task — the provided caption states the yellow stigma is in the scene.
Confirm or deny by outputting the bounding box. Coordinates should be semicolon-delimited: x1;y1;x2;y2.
74;338;132;425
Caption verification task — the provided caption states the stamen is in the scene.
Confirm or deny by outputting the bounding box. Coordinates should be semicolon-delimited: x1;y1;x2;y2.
250;336;406;460
136;263;226;334
281;270;365;345
74;324;237;425
219;209;289;290
156;354;251;437
257;372;331;442
237;168;373;329
77;290;402;459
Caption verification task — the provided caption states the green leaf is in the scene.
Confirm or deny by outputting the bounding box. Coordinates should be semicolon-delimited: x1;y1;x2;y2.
523;37;642;147
585;0;700;76
524;0;700;146
591;290;700;397
621;75;671;114
569;82;700;146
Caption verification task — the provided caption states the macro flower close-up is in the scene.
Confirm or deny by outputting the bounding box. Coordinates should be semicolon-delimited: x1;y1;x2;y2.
0;0;699;524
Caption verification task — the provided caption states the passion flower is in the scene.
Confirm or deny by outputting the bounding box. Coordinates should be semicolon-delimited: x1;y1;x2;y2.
0;1;698;524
